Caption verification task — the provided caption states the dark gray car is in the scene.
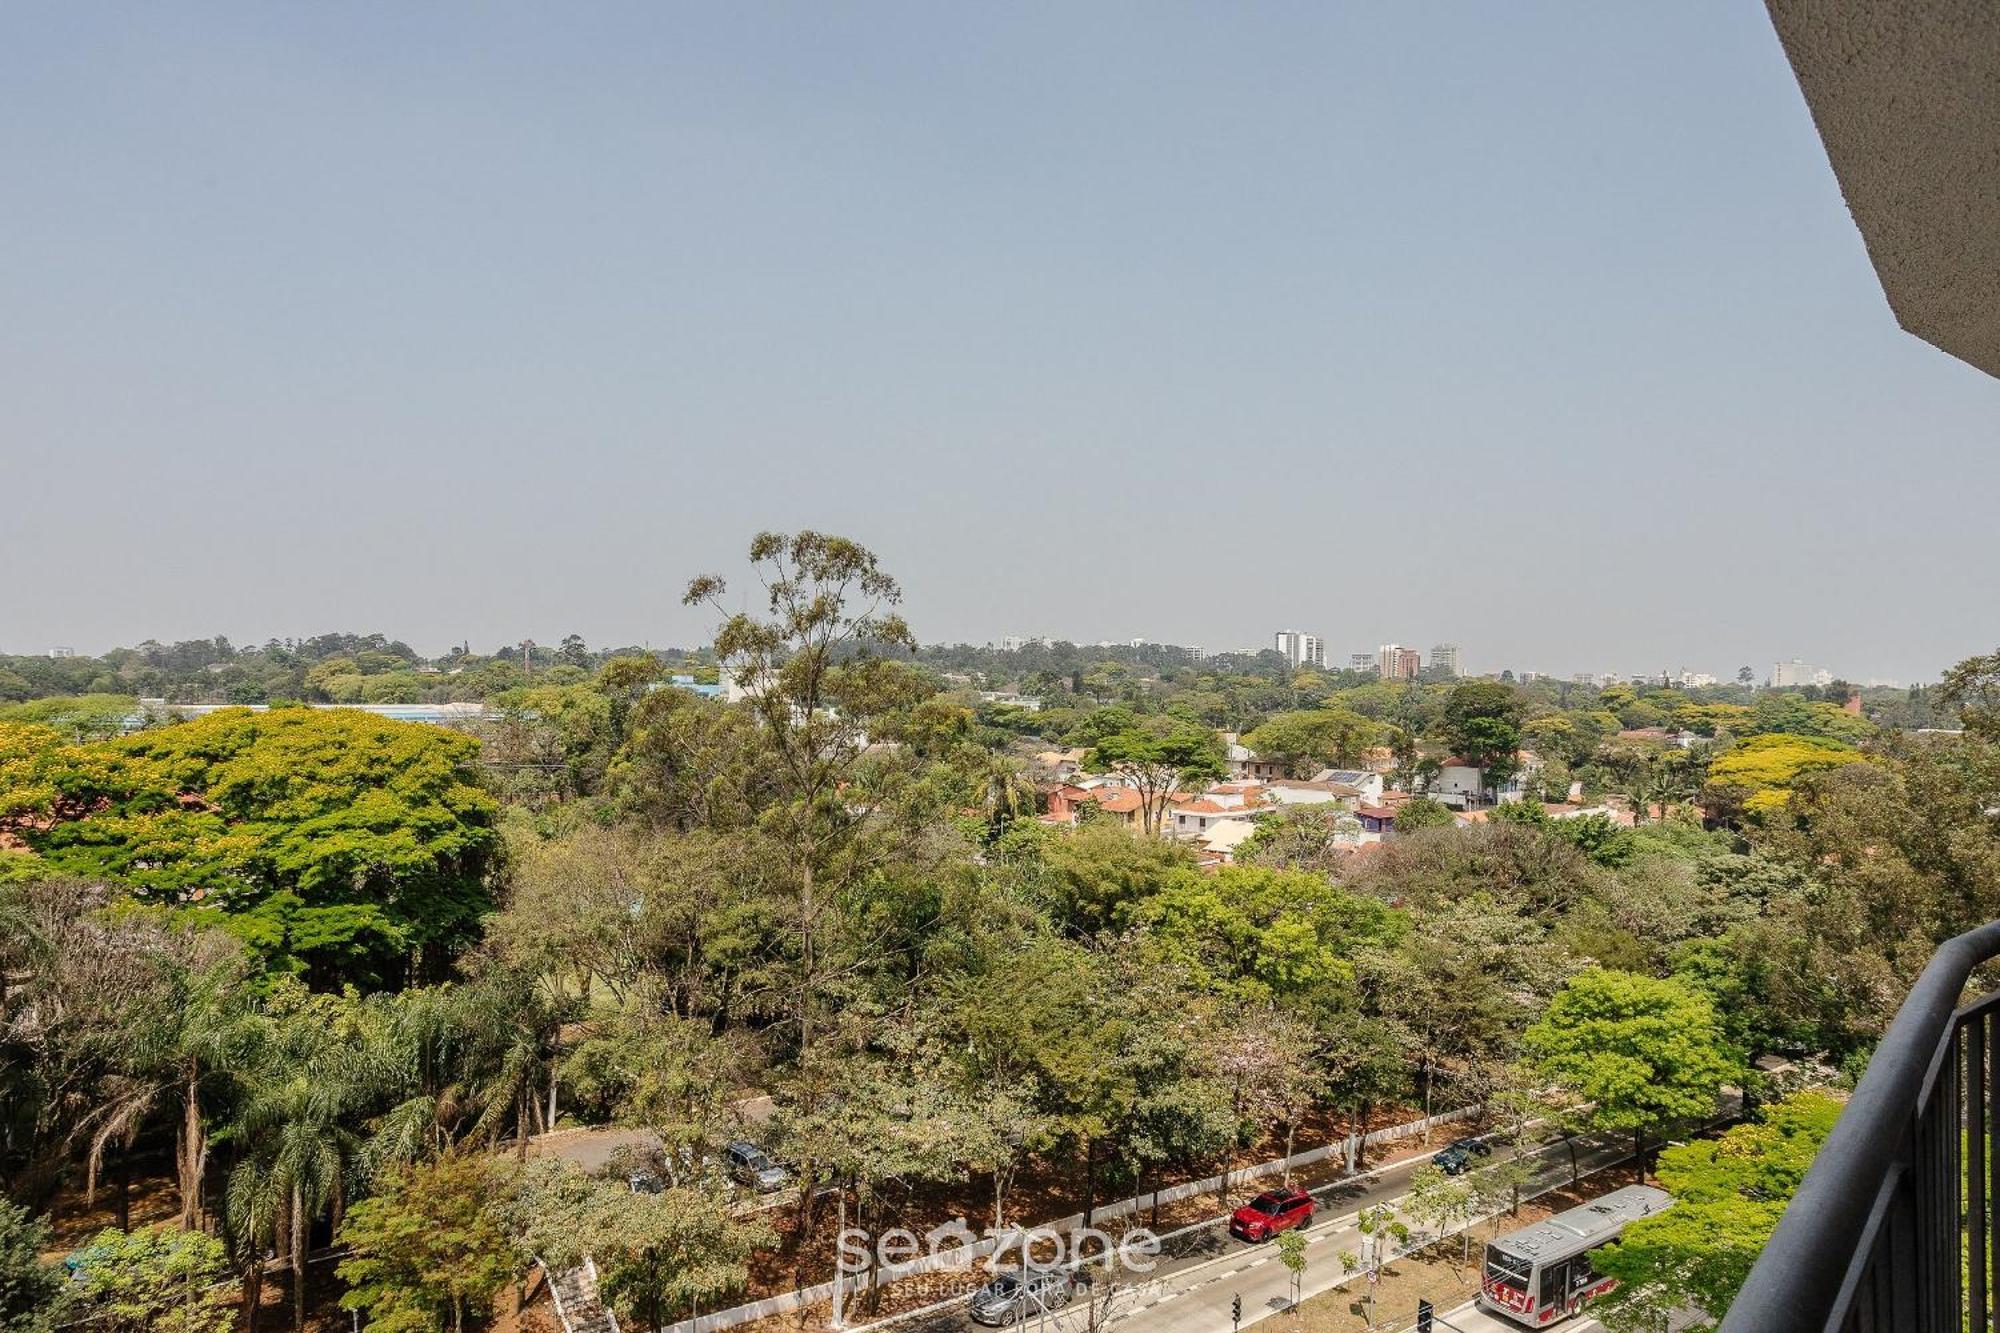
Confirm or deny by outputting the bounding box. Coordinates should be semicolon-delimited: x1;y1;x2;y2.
968;1270;1073;1326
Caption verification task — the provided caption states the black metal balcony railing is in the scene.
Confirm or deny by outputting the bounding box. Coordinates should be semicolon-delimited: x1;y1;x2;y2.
1724;920;2000;1333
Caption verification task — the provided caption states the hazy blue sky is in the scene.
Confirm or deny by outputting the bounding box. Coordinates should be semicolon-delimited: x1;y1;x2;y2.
4;3;1994;682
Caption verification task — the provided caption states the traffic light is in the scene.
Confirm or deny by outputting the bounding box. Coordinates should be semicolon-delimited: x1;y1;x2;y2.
1416;1298;1434;1332
1231;1293;1242;1327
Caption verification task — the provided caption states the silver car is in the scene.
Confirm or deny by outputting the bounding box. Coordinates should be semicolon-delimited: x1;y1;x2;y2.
724;1140;792;1192
968;1270;1073;1326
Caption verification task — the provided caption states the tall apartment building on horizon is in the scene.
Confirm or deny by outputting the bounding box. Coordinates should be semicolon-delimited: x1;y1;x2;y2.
1378;644;1422;679
1429;643;1461;678
1274;630;1325;669
1772;658;1834;688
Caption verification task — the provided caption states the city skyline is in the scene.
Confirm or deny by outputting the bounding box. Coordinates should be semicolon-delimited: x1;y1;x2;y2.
10;623;1910;691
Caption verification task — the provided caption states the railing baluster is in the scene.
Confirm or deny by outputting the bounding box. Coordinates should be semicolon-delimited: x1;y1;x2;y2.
1969;1013;1988;1329
1924;1099;1941;1327
1990;1006;2000;1332
1896;1168;1919;1333
1949;1048;1963;1325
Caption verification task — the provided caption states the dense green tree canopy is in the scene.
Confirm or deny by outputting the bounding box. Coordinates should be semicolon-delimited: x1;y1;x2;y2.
9;552;2000;1333
1525;968;1739;1145
0;709;497;985
1241;708;1379;779
336;1154;519;1333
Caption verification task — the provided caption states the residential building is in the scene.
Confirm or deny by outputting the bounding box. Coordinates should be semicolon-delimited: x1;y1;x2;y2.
1354;805;1398;840
1030;748;1088;781
1274;631;1325;669
1262;779;1363;809
1221;734;1287;782
1429;643;1461;677
1771;658;1824;688
1427;751;1540;808
1349;652;1377;672
1167;800;1261;841
976;690;1042;711
1194;819;1261;864
1041;784;1194;831
1378;644;1422;680
1311;769;1385;803
1427;763;1486;808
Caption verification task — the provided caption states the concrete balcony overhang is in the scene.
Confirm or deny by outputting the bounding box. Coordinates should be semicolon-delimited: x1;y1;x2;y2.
1767;0;2000;378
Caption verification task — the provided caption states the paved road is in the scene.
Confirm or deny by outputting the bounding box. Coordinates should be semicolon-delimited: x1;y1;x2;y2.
1431;1301;1600;1333
883;1129;1638;1333
532;1095;778;1173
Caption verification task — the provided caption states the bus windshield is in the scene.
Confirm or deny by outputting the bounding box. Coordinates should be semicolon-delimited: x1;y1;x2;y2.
1484;1246;1533;1293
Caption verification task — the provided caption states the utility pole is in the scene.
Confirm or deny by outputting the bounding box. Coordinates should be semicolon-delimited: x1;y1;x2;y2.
831;1187;846;1329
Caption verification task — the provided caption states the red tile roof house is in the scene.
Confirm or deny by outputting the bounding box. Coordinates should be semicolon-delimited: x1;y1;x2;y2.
1041;782;1094;822
1167;798;1262;841
1041;784;1195;831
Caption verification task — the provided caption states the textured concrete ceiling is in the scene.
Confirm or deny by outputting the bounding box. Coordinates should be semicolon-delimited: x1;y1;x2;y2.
1767;0;2000;379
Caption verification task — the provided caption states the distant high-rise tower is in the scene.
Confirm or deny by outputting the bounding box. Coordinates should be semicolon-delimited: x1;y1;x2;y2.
1771;659;1818;688
1378;644;1422;680
1430;643;1461;678
1274;631;1325;669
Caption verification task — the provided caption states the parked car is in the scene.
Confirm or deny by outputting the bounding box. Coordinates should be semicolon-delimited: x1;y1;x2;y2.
1436;1136;1493;1176
724;1140;792;1192
968;1269;1073;1325
1228;1187;1314;1242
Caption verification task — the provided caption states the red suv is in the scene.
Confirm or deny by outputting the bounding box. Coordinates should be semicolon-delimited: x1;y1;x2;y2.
1229;1187;1314;1241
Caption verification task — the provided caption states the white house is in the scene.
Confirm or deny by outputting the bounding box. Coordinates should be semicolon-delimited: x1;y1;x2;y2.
1168;800;1261;841
1263;780;1362;810
1196;819;1263;863
1311;769;1385;803
1428;764;1486;808
1428;753;1539;808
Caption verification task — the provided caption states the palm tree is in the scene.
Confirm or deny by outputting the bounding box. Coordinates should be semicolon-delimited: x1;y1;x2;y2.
224;1150;282;1333
357;986;472;1169
77;931;254;1229
458;973;561;1158
225;1010;371;1332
